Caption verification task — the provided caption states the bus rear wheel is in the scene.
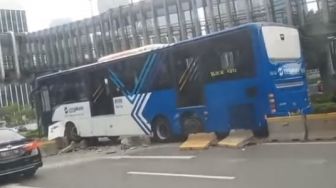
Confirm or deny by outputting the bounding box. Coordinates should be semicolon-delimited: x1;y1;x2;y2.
182;117;203;135
152;117;172;142
65;123;81;143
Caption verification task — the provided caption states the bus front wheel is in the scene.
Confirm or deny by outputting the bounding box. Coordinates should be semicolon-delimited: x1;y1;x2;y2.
65;123;81;143
152;117;172;142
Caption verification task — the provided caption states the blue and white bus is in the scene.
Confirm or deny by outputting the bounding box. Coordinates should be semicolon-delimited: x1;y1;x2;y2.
33;23;311;142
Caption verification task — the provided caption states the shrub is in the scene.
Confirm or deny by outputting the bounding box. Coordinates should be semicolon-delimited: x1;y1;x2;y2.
0;104;36;127
312;102;336;114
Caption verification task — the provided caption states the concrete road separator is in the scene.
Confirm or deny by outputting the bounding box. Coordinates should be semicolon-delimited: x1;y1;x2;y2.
307;113;336;140
218;129;254;148
179;132;218;150
127;171;236;180
266;115;306;142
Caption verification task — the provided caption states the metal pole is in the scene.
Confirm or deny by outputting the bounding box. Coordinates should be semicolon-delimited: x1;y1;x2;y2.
8;31;21;79
25;83;30;106
321;0;329;23
151;0;161;43
129;4;139;47
191;0;201;36
0;87;3;107
225;0;233;27
108;10;120;52
176;0;187;40
206;0;217;33
139;5;150;45
20;84;25;107
0;40;5;81
9;84;13;105
285;0;293;25
14;84;19;105
245;0;253;22
264;0;273;22
4;85;8;106
164;0;174;43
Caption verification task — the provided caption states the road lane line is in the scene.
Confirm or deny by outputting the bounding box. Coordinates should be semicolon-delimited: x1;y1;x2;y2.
263;141;336;146
43;157;101;170
106;155;195;160
127;171;236;180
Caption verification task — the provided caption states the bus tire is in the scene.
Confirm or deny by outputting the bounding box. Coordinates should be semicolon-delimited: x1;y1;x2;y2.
181;116;203;135
152;117;172;142
65;122;81;143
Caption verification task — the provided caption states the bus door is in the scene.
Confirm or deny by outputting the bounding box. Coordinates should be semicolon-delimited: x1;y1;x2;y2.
173;49;206;134
89;70;116;135
39;86;53;135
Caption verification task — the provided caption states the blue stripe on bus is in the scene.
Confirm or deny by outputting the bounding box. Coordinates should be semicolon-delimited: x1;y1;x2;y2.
133;54;155;94
108;53;157;104
134;54;158;95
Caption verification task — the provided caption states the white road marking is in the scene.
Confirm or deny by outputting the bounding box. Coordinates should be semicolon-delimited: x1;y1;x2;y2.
263;141;336;145
299;159;327;165
106;155;195;160
127;171;236;180
226;158;248;163
41;155;194;170
42;157;101;170
2;184;40;188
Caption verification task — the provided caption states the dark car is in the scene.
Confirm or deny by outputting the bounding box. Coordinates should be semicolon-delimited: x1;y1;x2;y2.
0;128;42;178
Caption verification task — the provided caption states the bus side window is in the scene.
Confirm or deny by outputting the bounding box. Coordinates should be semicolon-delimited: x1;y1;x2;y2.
205;31;255;82
173;47;205;107
41;87;51;112
149;55;173;91
111;55;147;92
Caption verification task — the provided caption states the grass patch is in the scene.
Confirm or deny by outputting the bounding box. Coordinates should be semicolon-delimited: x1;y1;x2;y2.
21;129;40;139
312;102;336;114
310;93;335;104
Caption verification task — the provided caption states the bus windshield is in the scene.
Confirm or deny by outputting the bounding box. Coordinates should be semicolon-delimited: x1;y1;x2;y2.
262;26;301;61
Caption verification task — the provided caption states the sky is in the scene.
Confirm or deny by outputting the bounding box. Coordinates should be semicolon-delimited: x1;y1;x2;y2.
0;0;319;32
25;0;99;31
0;0;98;31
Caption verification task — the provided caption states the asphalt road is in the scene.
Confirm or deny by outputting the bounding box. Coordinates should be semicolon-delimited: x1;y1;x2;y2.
2;142;336;188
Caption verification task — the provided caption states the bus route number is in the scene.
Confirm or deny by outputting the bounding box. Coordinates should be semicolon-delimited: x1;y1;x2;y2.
210;68;237;77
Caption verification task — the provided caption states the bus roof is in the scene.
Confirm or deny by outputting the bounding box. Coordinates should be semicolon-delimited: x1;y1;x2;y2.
98;44;170;63
36;44;170;81
36;22;291;82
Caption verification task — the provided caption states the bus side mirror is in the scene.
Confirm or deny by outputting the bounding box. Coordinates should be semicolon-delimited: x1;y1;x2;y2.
246;86;258;98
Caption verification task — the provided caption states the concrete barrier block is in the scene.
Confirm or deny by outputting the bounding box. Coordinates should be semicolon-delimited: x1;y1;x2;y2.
218;129;254;148
307;113;336;140
267;115;305;142
179;132;217;150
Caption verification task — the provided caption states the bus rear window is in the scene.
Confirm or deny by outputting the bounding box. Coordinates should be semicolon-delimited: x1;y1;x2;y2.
262;26;301;61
